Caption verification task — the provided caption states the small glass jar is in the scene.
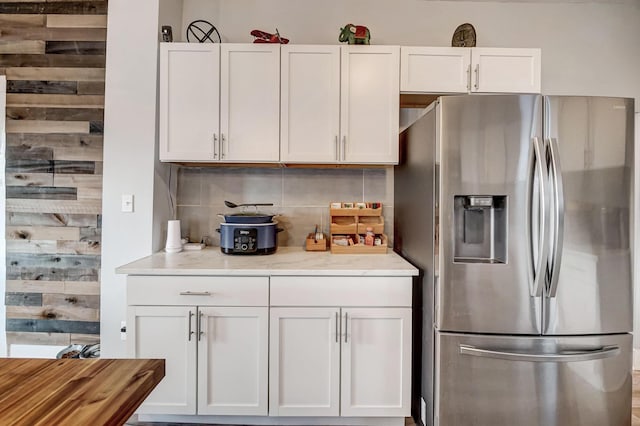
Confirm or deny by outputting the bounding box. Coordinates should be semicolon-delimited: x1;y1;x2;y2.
364;227;375;246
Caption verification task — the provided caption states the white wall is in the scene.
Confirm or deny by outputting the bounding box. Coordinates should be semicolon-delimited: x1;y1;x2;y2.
104;0;640;357
102;0;167;357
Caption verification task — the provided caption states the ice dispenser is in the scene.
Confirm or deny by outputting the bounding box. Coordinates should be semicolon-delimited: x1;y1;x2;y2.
453;195;507;264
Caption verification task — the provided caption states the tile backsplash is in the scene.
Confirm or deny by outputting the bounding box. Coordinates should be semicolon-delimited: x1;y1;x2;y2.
176;166;394;248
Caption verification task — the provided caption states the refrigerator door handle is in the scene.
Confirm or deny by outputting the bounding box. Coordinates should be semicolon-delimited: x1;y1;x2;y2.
460;344;620;363
546;137;565;298
529;137;550;297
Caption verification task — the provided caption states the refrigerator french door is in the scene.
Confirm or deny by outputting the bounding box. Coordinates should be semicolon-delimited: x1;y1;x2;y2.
432;95;633;426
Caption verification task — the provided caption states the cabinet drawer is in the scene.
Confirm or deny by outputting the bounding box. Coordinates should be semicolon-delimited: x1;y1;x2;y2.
270;276;412;307
127;276;269;306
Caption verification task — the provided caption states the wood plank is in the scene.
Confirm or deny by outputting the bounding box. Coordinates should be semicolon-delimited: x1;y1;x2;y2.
7;119;90;134
0;40;44;54
7;107;104;121
56;240;100;255
7;144;53;160
6;331;70;347
7;80;78;94
42;294;99;309
6;199;101;214
45;41;105;54
5;292;43;307
0;14;45;27
6;305;99;322
7;225;80;241
6;280;66;294
7;266;99;282
79;227;100;242
6;239;58;254
76;80;103;94
69;333;99;345
6;186;78;200
0;54;105;67
7;253;100;270
6;67;105;81
54;146;102;161
88;120;102;134
53;174;102;193
7;212;99;227
6;172;54;186
6;159;54;173
0;358;164;426
7;133;103;148
5;318;99;334
54;160;95;174
0;27;106;42
46;14;107;28
0;3;108;15
6;93;104;108
64;281;99;296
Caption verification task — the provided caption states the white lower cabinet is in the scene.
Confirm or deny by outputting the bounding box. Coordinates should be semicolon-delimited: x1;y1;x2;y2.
269;276;412;418
127;276;269;416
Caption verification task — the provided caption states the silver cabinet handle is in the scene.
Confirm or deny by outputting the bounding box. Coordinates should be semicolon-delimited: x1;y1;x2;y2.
335;136;339;161
344;312;348;343
342;136;347;161
335;311;339;343
546;137;565;299
474;64;479;90
213;134;218;159
466;64;471;91
221;133;226;159
198;311;204;341
188;310;194;341
530;137;549;298
179;291;211;296
460;344;620;363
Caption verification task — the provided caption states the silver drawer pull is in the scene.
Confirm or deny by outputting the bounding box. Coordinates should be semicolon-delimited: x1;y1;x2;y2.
179;291;212;296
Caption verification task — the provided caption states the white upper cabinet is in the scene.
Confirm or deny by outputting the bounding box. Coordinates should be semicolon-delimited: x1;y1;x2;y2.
159;43;280;163
471;47;541;94
401;47;470;93
281;45;400;165
401;46;541;94
159;43;220;162
280;45;341;163
341;45;400;164
220;44;280;162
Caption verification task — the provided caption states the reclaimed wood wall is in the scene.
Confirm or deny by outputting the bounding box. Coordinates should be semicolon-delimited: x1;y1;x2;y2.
1;1;107;348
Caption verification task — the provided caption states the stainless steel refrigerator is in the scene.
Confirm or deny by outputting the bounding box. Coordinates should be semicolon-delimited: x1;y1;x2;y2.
394;94;634;426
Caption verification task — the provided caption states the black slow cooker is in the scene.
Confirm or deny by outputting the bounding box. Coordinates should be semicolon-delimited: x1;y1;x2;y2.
217;221;282;255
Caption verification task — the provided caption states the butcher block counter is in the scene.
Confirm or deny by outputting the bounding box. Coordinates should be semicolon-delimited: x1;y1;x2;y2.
116;246;418;276
0;358;164;426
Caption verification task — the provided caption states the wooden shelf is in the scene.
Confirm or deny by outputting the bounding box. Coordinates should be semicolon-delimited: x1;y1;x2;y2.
329;202;386;254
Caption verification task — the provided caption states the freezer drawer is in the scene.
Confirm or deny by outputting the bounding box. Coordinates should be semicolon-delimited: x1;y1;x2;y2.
435;332;631;426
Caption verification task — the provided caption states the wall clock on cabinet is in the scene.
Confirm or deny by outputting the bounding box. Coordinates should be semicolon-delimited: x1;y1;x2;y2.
451;23;476;47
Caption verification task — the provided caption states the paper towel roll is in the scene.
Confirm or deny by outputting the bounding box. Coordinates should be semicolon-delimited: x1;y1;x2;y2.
165;219;183;253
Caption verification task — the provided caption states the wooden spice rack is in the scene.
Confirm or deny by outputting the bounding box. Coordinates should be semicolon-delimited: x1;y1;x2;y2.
329;203;387;254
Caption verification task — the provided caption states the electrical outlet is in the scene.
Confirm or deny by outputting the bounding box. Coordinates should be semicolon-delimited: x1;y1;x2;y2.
120;320;127;341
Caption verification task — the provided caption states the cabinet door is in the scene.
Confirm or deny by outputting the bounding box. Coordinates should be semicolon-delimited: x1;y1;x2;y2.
220;44;280;162
127;306;196;415
471;47;541;94
341;308;411;417
341;46;400;164
269;307;340;416
280;45;341;163
400;47;470;93
197;307;268;415
159;43;220;162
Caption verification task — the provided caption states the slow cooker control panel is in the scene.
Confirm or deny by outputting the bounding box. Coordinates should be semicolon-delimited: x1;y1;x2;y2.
233;228;257;252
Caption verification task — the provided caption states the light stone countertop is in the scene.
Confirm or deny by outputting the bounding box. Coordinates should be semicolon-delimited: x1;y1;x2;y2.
116;246;418;277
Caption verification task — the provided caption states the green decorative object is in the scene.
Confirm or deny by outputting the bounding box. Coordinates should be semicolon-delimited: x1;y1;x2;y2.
339;24;370;45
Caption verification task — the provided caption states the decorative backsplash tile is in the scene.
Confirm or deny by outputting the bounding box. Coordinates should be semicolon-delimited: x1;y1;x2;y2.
176;166;394;247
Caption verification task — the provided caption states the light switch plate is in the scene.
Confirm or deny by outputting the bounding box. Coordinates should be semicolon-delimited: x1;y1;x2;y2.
121;194;134;212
